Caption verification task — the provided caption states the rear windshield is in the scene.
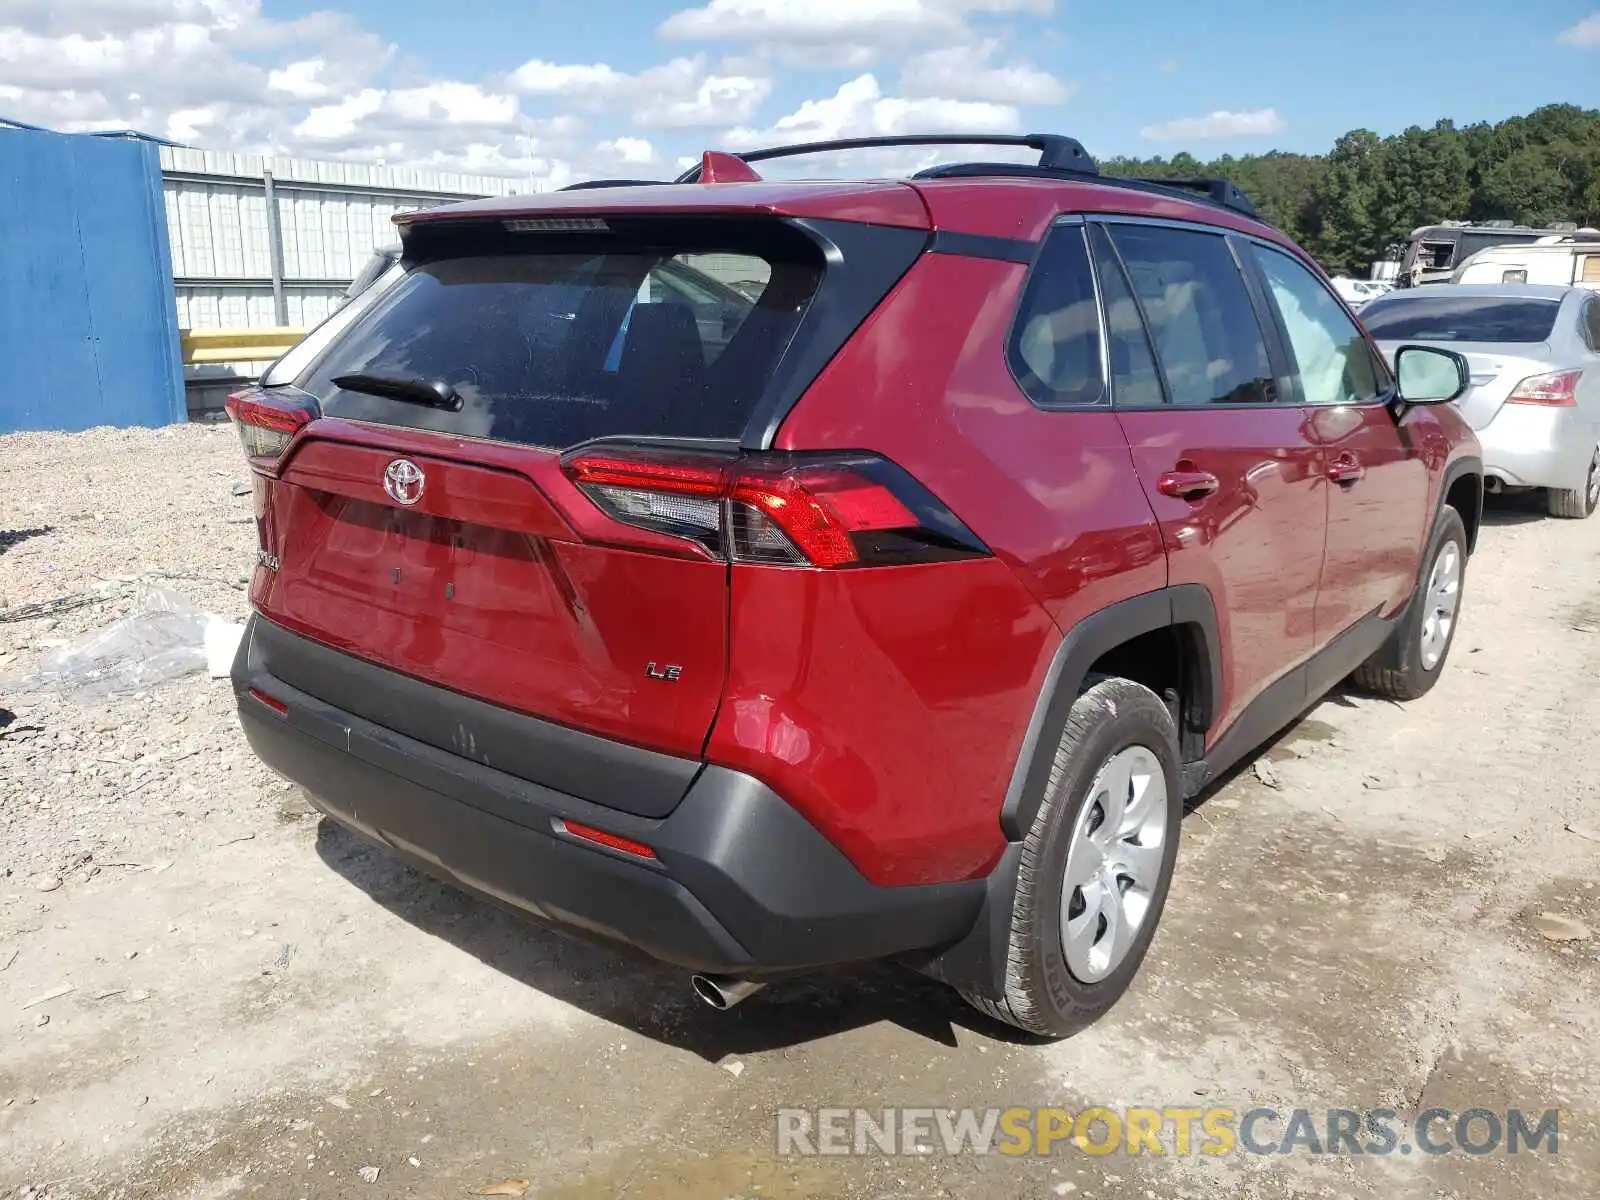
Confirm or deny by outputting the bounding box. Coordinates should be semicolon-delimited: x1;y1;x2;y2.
299;226;823;448
1360;295;1560;343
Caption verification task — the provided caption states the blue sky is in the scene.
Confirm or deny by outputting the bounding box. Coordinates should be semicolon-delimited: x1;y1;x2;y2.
267;0;1599;155
2;0;1596;181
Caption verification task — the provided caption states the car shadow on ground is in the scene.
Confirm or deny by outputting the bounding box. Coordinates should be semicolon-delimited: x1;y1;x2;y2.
1480;492;1549;526
313;817;1041;1061
0;526;50;556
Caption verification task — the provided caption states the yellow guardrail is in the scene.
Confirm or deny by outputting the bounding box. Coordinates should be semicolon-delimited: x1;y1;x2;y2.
181;327;308;364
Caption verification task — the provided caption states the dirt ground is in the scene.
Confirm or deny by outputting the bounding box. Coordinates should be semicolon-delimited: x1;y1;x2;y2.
2;424;1597;1200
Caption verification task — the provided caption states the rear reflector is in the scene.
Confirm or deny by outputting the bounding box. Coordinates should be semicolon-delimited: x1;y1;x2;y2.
562;449;988;568
1507;368;1581;407
248;687;288;717
225;388;319;471
554;818;657;860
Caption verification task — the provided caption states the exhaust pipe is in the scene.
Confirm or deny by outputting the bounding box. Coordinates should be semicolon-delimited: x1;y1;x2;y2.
691;974;767;1011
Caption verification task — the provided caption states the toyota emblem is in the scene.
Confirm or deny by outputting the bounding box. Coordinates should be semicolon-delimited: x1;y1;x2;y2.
383;459;425;506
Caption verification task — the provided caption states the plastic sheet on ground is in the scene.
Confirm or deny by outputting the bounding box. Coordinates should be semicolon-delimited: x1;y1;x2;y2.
34;584;245;697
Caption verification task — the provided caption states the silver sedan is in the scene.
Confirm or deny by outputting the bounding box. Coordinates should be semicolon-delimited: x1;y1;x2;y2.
1361;284;1600;518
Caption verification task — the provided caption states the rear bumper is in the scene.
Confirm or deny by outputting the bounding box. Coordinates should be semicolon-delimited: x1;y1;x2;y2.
233;615;985;975
1477;405;1597;490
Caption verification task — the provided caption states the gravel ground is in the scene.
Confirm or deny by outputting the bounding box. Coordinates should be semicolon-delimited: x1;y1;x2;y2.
0;425;274;890
1;424;1598;1200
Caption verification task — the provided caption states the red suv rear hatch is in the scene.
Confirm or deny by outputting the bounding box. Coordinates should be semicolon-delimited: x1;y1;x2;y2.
231;204;930;813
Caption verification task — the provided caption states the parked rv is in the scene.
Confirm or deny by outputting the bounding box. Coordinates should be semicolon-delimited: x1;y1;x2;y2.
1450;231;1600;291
1398;222;1580;287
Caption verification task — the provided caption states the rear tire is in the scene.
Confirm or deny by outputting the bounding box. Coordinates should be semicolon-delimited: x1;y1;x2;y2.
961;677;1182;1039
1352;506;1467;700
1546;446;1600;519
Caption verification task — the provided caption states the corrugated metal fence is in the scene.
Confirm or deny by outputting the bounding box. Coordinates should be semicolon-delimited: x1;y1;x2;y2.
157;148;525;411
160;148;523;331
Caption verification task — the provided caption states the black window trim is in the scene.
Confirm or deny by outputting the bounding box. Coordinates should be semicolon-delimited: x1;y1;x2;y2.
1077;213;1289;412
1225;234;1294;404
1235;235;1395;410
1004;215;1113;413
1085;221;1173;408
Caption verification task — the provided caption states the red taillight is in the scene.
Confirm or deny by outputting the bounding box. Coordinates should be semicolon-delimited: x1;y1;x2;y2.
554;818;657;861
224;388;319;471
561;449;986;569
1507;368;1581;407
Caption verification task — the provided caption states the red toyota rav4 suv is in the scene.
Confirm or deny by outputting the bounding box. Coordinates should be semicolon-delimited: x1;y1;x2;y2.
227;135;1482;1037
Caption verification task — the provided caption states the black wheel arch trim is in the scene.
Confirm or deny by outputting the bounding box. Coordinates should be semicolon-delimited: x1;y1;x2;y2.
998;584;1222;842
1439;454;1483;555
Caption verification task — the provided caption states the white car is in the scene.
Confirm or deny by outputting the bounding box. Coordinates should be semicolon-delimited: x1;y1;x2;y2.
1329;276;1394;310
1360;284;1600;517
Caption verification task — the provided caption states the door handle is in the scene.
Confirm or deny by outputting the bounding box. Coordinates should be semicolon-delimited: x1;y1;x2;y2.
1156;469;1220;500
1328;454;1365;485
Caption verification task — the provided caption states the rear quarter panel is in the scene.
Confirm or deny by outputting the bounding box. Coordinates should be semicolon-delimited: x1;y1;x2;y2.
720;252;1167;886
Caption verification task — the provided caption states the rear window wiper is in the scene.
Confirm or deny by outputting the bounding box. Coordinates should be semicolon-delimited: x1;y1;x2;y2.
331;373;462;412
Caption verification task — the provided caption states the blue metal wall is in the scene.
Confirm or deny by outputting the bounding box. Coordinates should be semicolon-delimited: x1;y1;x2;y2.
0;127;184;432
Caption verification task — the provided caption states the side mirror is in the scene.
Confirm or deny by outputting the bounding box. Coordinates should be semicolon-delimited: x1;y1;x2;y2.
1394;345;1470;404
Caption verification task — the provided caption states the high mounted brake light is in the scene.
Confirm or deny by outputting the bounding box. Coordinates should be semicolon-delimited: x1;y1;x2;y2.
562;449;988;568
224;388;319;472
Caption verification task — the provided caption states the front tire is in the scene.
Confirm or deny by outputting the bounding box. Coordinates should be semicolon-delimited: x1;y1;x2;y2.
962;677;1182;1039
1352;506;1467;700
1546;445;1600;519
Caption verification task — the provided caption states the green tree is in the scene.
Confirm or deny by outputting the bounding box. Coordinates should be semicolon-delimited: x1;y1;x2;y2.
1093;104;1599;271
1373;121;1471;238
1305;130;1386;273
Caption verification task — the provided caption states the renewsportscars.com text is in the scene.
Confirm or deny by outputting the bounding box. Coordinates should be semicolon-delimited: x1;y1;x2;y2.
775;1106;1560;1158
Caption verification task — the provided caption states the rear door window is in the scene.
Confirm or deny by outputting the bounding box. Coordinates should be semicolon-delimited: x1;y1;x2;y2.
1007;224;1106;408
1251;245;1380;406
1105;223;1275;406
300;233;820;449
1087;224;1165;408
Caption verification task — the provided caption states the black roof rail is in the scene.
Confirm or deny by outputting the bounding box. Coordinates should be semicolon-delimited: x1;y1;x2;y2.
558;178;670;191
672;133;1096;183
910;162;1260;219
658;133;1262;221
1129;176;1257;217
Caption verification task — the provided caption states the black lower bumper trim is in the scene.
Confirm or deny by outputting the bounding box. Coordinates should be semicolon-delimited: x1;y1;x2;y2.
234;616;986;975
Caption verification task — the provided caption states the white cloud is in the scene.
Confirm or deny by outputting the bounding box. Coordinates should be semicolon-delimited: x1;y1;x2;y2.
900;40;1070;105
1557;12;1600;47
267;58;333;101
653;71;773;127
597;136;657;165
0;0;1053;185
722;73;1028;176
729;74;1020;145
387;82;517;127
508;60;627;95
294;89;384;140
164;104;223;142
1139;108;1286;141
660;0;1051;46
508;54;771;129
